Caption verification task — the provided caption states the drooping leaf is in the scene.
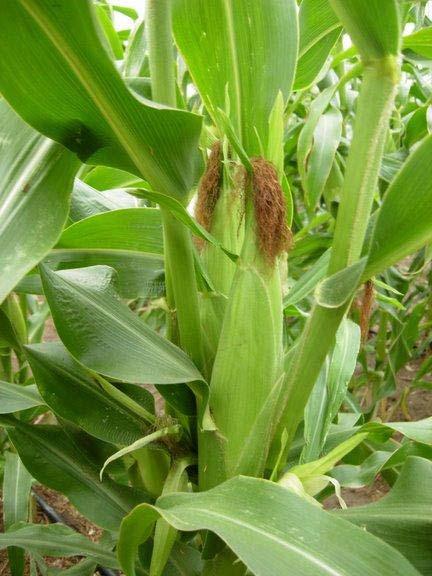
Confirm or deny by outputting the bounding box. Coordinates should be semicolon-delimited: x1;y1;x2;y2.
118;476;420;576
0;523;119;569
40;265;203;384
332;442;432;489
25;342;150;445
363;417;432;445
58;208;164;255
173;0;298;155
0;0;202;199
365;135;432;279
0;101;78;304
69;179;138;222
100;426;181;480
17;249;165;301
338;457;432;575
284;249;331;308
1;416;149;531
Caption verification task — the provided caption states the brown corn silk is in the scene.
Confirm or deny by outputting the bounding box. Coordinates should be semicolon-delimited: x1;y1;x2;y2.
251;157;292;264
195;141;223;232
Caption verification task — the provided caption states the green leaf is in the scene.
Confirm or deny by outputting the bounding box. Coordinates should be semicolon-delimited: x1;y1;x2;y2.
0;0;202;199
131;188;237;260
123;18;147;77
284;249;331;308
315;258;366;308
58;208;164;255
365;135;432;279
403;27;432;59
0;101;78;304
18;249;164;301
95;3;123;60
0;523;119;569
332;443;432;489
3;452;32;529
297;86;338;193
100;426;181;480
151;458;194;576
0;381;44;414
1;416;149;531
83;166;143;191
304;107;343;209
294;0;342;90
40;265;202;384
291;431;369;483
303;319;360;461
363;417;432;445
173;0;298;155
25;342;150;445
118;476;420;576
329;0;401;60
338;457;432;575
3;452;33;576
69;179;138;222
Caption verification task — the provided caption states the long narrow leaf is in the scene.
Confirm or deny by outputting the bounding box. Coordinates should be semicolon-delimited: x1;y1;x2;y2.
173;0;298;155
118;476;420;576
0;101;78;304
0;0;202;199
40;265;202;384
1;416;149;531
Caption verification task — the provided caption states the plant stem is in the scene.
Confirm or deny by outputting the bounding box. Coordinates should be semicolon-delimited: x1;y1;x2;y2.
272;56;400;464
328;56;399;274
146;0;204;372
146;0;177;107
161;208;205;372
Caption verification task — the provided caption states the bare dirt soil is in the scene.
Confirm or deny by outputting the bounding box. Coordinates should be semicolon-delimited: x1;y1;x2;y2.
0;486;105;575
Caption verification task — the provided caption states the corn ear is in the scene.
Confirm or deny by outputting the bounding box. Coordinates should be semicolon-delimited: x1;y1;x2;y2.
207;159;289;480
197;142;244;366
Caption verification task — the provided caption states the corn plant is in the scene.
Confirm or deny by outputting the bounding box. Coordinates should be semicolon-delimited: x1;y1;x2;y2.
1;0;432;575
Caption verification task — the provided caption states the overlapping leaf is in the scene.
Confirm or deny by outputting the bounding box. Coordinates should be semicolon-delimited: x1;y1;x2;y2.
118;476;420;576
0;0;202;199
338;457;432;575
40;265;203;384
0;101;78;304
173;0;298;155
1;416;149;530
26;342;150;445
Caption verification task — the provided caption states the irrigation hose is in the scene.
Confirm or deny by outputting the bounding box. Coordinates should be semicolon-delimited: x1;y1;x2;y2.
33;492;118;576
